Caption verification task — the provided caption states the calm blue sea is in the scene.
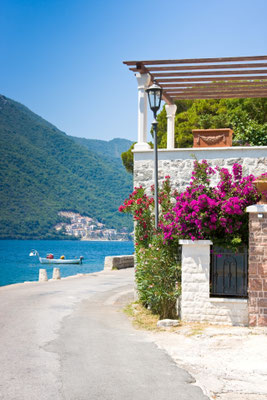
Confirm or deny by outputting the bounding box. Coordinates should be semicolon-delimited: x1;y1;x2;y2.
0;240;134;287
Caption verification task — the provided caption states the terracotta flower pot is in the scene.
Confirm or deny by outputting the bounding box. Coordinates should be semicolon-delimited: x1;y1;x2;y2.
192;129;233;148
253;178;267;204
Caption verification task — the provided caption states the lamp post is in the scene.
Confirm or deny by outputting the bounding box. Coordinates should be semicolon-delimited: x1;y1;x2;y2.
145;82;163;229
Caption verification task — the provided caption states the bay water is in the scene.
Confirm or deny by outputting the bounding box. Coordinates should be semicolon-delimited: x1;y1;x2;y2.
0;240;134;287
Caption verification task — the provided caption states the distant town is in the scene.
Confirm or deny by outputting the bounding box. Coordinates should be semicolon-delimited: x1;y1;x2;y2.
55;211;133;241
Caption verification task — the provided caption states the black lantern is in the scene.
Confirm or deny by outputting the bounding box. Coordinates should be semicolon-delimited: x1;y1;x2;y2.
146;82;163;117
145;82;163;229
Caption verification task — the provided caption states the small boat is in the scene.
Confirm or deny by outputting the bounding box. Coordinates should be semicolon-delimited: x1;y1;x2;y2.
29;250;83;264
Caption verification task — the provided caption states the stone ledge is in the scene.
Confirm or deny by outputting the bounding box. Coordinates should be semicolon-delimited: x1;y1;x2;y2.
209;297;248;304
179;239;213;245
247;205;267;213
134;146;267;161
133;145;267;153
104;255;134;271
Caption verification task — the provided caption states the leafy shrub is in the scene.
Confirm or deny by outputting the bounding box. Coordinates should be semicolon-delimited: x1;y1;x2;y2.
121;142;136;174
232;119;267;146
119;178;180;318
136;234;180;318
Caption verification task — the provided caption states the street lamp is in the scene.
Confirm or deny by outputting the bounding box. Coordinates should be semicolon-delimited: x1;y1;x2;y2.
146;82;163;229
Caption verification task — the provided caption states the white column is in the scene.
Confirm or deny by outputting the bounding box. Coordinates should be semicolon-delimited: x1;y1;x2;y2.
134;73;151;151
166;104;177;149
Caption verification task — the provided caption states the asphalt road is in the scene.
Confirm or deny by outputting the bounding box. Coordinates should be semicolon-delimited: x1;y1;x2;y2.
0;269;209;400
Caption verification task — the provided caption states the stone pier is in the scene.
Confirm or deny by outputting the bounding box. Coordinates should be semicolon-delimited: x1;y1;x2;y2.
247;205;267;326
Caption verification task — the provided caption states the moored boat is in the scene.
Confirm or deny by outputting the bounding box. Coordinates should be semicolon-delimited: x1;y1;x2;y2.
29;250;83;264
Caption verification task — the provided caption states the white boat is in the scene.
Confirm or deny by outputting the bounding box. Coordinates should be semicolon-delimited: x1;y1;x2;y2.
29;250;83;264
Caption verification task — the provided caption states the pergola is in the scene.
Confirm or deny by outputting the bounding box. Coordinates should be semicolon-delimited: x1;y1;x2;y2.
123;55;267;150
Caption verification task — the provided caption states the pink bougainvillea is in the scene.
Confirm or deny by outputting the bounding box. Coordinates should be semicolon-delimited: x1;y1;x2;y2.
160;161;259;245
119;161;260;248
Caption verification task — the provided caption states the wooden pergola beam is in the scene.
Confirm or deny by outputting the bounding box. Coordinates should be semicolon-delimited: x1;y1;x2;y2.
152;69;267;78
156;76;267;83
162;81;267;88
130;62;267;72
169;93;267;99
123;55;267;66
165;87;267;94
161;92;173;105
169;88;267;96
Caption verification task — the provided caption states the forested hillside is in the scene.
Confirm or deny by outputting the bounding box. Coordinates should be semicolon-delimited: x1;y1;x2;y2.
69;136;132;159
0;95;133;239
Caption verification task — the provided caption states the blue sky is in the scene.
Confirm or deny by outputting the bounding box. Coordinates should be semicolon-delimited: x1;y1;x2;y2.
1;0;267;142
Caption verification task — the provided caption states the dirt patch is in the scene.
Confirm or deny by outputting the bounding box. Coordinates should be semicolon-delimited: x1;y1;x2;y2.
124;303;267;400
150;325;267;399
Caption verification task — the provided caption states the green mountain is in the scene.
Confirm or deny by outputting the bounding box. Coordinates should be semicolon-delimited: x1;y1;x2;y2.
0;95;133;239
69;136;133;159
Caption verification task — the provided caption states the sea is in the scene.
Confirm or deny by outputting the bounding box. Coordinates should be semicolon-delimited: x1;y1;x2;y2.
0;240;134;287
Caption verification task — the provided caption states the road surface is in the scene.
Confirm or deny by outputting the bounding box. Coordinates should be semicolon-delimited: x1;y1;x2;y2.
0;269;209;400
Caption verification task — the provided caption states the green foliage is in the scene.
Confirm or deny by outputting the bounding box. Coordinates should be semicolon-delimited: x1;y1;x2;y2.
223;98;267;145
136;234;180;319
171;98;267;146
70;136;133;159
232;119;267;146
154;107;167;147
158;101;195;148
121;98;267;173
119;178;180;319
0;95;133;239
121;142;154;174
121;142;136;174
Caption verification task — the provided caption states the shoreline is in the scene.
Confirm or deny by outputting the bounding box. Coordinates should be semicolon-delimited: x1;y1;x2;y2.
80;238;132;242
0;239;133;242
0;267;111;290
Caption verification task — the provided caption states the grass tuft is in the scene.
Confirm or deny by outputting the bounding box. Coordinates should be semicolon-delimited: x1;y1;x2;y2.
123;302;160;331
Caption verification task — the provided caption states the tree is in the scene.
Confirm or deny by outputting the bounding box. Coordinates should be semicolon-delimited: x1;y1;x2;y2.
121;142;136;174
121;141;153;174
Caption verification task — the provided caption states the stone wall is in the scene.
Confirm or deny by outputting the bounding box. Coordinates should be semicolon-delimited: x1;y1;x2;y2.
247;205;267;326
179;240;248;326
134;147;267;193
104;255;134;271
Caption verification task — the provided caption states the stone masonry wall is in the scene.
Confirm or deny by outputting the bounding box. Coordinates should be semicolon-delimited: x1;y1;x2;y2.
134;147;267;193
247;208;267;326
180;240;248;326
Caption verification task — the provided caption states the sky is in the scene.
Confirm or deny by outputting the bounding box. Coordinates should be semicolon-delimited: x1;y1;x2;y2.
0;0;267;142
